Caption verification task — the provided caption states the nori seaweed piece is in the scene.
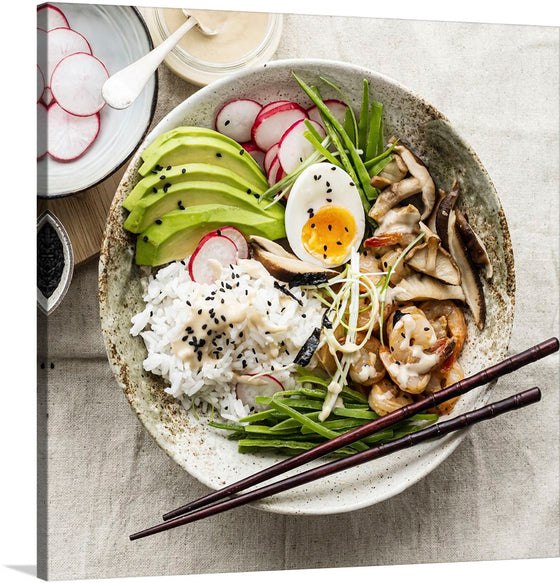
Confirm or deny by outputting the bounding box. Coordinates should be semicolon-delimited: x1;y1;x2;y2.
294;327;321;366
288;272;329;288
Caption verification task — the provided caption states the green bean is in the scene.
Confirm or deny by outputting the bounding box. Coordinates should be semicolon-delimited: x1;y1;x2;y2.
293;73;375;208
244;424;300;436
303;130;340;166
208;420;246;432
358;79;370;154
300;417;366;433
238;410;286;424
267;398;370;452
366;100;384;160
343;107;356;145
237;438;357;456
270;411;322;432
255;396;324;410
332;407;379;420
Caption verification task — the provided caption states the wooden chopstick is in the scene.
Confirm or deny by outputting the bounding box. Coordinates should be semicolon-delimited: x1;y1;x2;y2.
130;386;542;540
160;337;558;523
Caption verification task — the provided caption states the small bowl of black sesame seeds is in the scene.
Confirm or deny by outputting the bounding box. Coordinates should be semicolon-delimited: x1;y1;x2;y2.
37;210;74;316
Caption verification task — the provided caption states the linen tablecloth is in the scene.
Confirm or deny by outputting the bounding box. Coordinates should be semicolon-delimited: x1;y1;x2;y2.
37;13;559;580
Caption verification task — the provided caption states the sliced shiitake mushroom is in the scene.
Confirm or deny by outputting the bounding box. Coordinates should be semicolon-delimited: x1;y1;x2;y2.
405;223;461;285
447;210;486;329
248;236;338;286
388;273;465;302
369;143;436;222
455;209;493;280
434;181;460;250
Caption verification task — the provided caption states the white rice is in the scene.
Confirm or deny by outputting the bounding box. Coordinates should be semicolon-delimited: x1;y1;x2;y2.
130;258;323;420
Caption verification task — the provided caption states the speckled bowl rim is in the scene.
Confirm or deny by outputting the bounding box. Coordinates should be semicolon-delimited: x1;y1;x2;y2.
99;58;515;515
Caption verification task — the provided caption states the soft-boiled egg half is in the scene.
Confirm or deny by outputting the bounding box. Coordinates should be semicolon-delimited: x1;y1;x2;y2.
285;162;365;267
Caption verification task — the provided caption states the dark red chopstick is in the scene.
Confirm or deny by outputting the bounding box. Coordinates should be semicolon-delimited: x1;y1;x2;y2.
130;386;542;540
161;337;558;522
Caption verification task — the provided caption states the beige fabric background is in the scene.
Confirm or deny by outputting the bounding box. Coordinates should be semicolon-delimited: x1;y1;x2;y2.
37;12;560;581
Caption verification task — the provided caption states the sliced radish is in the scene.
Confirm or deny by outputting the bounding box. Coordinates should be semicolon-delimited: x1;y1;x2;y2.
215;99;262;143
266;155;282;186
259;100;292;116
263;143;279;174
47;103;100;161
188;232;238;285
307;99;348;128
278;119;326;174
51;52;108;117
46;27;91;85
37;102;48;159
235;374;284;411
37;4;69;31
241;142;265;169
216;226;249;259
251;102;308;152
37;65;45;103
41;87;54;106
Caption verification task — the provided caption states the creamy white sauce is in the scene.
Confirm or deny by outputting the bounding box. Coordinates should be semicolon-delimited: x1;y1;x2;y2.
163;8;270;63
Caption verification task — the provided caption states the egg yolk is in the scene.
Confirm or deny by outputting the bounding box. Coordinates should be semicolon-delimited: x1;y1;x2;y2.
301;205;358;265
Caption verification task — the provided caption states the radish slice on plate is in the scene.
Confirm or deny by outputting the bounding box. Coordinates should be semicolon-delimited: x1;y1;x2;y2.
47;103;100;161
263;143;279;174
216;226;250;259
47;27;91;84
37;103;48;159
278;119;326;174
252;102;308;152
37;65;45;103
37;3;69;31
235;374;284;411
215;99;262;143
51;52;108;117
241;142;265;170
307;99;348;127
41;87;54;106
188;232;238;285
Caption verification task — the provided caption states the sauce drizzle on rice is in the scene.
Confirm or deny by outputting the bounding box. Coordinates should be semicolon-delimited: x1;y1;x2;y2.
130;258;323;421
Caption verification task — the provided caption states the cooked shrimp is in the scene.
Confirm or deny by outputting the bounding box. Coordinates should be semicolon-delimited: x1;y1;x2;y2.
349;335;385;386
419;300;466;370
424;361;464;415
368;378;414;416
379;306;456;394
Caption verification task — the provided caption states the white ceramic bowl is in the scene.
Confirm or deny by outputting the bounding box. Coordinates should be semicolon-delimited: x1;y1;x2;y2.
99;59;515;515
37;3;157;198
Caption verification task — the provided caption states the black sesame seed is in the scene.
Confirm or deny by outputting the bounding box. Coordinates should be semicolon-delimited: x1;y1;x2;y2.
239;332;244;338
336;241;342;246
396;361;401;365
328;225;332;231
186;300;191;306
224;119;230;126
401;333;406;338
155;164;163;171
302;314;307;318
242;360;247;368
323;254;327;259
198;309;203;315
216;152;222;158
181;168;186;174
326;198;332;202
202;324;207;330
155;219;162;225
239;149;245;155
311;223;315;228
221;298;225;304
307;208;314;214
159;175;166;180
424;327;430;331
323;245;328;251
182;335;188;342
179;205;185;210
331;166;336;170
143;236;148;242
152;187;158;193
265;331;270;335
326;188;332;193
207;330;212;336
349;181;355;186
345;227;349;232
247;188;252;194
221;315;226;322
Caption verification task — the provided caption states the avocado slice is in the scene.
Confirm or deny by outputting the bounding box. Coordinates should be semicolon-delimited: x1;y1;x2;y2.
124;181;284;234
138;135;268;192
135;204;286;266
144;126;246;156
123;163;266;212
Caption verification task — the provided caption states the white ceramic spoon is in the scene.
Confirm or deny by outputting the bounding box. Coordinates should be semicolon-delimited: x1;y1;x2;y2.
102;10;217;109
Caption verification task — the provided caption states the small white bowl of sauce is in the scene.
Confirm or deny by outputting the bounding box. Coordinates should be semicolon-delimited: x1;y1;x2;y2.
142;7;283;86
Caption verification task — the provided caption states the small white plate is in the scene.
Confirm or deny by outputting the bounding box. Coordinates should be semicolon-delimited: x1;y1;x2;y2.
37;3;157;198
